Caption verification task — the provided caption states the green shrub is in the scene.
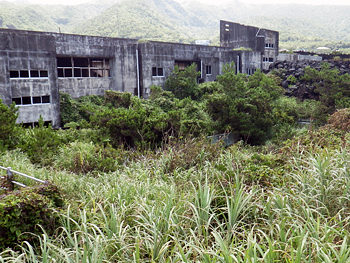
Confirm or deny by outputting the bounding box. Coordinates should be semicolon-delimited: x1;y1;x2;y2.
0;100;18;151
55;141;122;174
16;117;62;165
164;63;200;100
0;183;63;249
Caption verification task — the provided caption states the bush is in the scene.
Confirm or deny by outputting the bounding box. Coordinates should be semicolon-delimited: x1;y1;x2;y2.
55;141;122;174
164;63;200;100
16;117;62;165
0;100;18;150
0;183;64;249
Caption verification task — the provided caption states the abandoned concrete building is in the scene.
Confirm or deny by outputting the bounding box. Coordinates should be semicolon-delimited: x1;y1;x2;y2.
0;20;281;128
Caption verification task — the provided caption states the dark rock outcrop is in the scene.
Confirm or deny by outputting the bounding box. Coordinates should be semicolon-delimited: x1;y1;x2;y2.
265;55;350;101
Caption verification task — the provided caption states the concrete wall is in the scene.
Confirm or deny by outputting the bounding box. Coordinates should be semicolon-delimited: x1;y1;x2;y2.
0;29;60;127
138;41;234;96
52;33;138;97
0;21;279;127
220;21;279;71
277;53;323;62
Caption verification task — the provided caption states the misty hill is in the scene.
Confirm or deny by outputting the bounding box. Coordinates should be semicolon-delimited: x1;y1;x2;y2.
1;0;350;51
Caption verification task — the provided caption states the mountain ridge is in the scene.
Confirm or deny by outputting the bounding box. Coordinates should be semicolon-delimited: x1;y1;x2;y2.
1;0;350;51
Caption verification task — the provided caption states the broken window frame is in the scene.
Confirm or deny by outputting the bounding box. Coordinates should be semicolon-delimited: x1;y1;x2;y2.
57;57;110;78
11;95;51;106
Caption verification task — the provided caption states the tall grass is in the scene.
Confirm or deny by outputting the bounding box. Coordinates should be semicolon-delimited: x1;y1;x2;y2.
2;139;350;262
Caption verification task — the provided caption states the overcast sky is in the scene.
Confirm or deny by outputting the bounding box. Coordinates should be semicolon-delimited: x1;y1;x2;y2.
4;0;350;5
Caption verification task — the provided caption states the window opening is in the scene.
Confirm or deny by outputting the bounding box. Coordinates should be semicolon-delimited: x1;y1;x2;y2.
30;70;39;78
57;57;110;78
10;70;48;78
20;71;29;78
40;70;48;77
22;97;31;105
42;96;50;103
206;65;212;75
12;97;21;105
11;96;51;105
10;71;19;78
152;67;164;77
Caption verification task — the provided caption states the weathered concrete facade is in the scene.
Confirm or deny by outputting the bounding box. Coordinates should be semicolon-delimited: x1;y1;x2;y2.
0;20;279;127
220;20;279;71
0;30;60;127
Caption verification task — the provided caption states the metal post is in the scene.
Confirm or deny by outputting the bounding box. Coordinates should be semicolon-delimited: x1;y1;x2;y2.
6;167;14;190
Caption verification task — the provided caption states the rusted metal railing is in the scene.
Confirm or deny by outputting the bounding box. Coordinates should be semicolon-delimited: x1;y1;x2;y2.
0;166;47;190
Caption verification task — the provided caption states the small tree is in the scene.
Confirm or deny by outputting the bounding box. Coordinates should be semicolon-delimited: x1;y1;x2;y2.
164;63;200;100
205;63;284;144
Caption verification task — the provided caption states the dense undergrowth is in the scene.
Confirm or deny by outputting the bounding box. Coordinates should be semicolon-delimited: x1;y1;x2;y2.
2;63;350;262
2;121;350;262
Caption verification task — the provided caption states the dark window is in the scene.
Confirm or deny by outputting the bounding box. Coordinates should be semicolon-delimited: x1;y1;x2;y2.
74;58;89;67
10;71;19;78
206;65;212;75
152;67;164;77
57;57;110;78
64;68;73;77
42;96;50;103
40;70;48;77
22;97;31;105
30;70;39;78
20;71;29;78
74;68;82;77
58;68;64;77
82;69;89;77
269;57;274;62
57;57;72;67
12;97;21;105
33;96;41;104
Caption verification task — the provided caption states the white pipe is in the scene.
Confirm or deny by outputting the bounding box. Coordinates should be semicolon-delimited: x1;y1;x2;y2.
136;49;140;98
201;60;203;79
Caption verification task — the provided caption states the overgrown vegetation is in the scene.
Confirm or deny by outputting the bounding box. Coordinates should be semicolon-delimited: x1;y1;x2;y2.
2;62;350;261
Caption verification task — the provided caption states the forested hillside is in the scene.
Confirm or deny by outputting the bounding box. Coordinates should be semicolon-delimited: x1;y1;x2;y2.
1;0;350;51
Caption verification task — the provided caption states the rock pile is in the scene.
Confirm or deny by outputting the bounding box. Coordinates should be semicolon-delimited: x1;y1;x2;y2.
265;58;350;101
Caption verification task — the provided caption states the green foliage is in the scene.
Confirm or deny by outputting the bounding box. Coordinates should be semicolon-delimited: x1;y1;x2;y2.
104;90;132;108
287;75;297;85
205;63;284;144
16;117;62;165
160;137;223;174
59;92;81;125
164;63;200;100
302;63;350;113
60;92;104;127
0;183;63;250
92;97;170;147
54;141;121;174
240;152;286;187
0;100;18;150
